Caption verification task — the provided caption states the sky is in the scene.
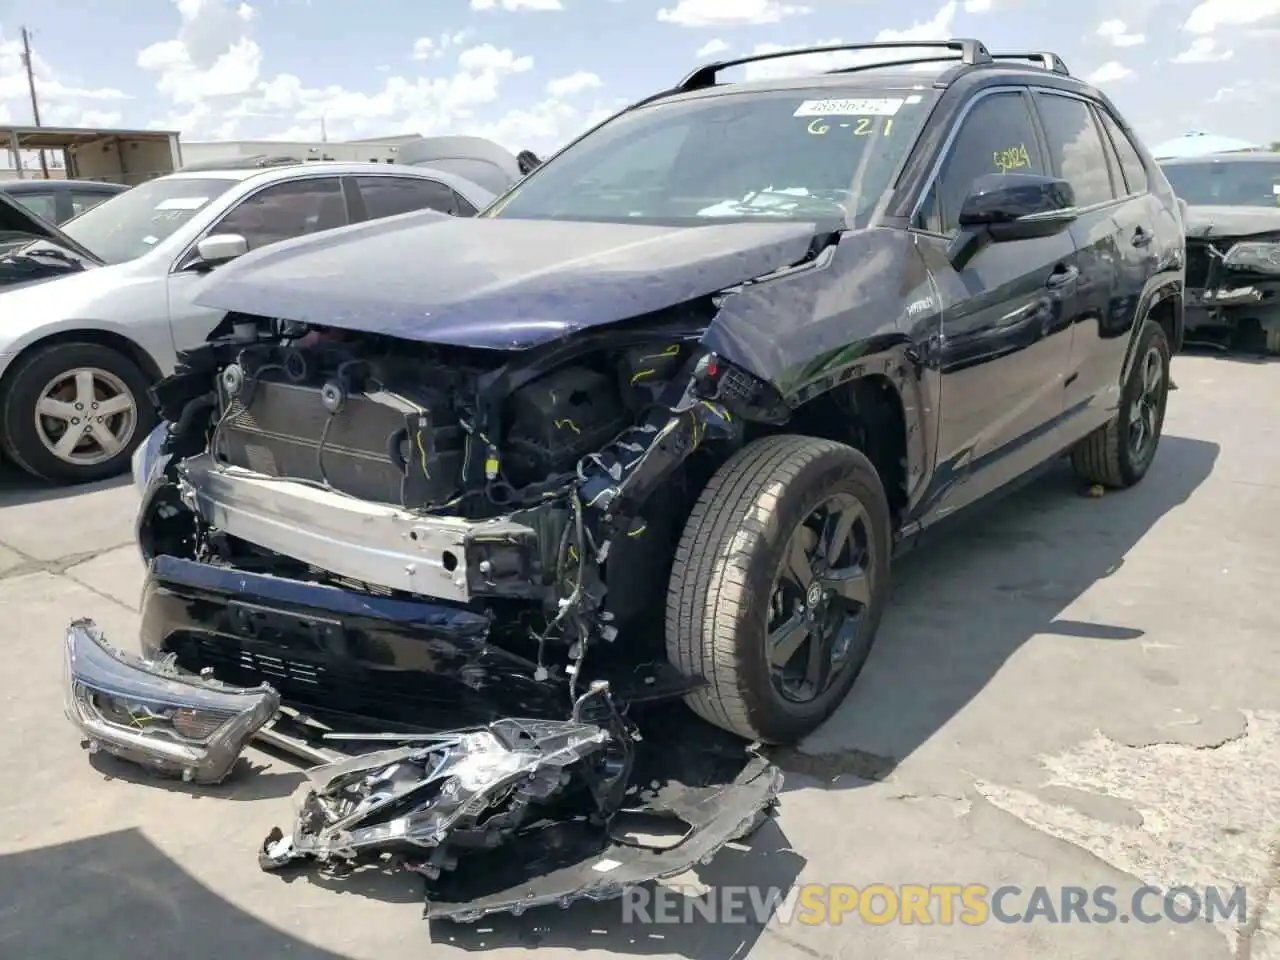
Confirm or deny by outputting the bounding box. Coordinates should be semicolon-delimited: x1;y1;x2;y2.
0;0;1277;159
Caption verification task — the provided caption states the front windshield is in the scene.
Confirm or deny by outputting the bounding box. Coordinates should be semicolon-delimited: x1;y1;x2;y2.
1161;160;1280;207
486;87;936;227
62;176;240;264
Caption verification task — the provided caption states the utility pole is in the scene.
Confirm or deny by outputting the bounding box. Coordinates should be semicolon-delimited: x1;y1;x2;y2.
20;27;50;179
320;115;328;143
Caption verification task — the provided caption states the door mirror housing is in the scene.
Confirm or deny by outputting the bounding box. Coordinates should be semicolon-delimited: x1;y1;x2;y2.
948;174;1078;269
191;233;249;270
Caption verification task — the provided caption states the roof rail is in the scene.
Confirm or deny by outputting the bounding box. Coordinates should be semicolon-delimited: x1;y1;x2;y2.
676;39;991;91
180;154;301;172
990;51;1070;75
825;54;972;77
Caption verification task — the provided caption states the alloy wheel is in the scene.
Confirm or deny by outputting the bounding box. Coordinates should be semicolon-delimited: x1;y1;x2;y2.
33;367;138;467
1128;343;1164;462
767;492;876;704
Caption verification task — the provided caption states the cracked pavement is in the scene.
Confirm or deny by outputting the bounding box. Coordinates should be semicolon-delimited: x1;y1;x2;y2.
1;353;1278;960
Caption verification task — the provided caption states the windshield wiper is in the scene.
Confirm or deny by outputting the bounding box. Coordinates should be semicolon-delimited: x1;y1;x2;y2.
2;246;87;274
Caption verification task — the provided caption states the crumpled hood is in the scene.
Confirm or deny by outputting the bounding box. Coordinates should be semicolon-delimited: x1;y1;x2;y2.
192;213;821;350
1183;205;1280;239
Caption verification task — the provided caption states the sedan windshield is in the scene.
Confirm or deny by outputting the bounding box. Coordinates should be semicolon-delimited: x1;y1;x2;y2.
1162;160;1280;207
61;176;240;264
486;87;936;227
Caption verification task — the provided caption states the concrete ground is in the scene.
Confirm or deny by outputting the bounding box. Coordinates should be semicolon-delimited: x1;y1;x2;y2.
1;352;1277;960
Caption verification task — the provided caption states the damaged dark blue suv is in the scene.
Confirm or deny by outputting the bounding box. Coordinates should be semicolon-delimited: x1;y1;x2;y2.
127;39;1184;748
63;38;1186;917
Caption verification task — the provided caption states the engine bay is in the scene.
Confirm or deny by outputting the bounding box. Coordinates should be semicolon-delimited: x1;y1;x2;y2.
206;326;691;518
141;312;785;691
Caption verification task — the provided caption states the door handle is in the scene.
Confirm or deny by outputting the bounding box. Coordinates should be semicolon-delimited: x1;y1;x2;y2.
1132;227;1153;248
1045;264;1079;289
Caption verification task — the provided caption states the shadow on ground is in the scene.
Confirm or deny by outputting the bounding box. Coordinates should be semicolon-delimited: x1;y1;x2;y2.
0;461;128;507
0;829;355;960
773;434;1219;786
88;751;304;802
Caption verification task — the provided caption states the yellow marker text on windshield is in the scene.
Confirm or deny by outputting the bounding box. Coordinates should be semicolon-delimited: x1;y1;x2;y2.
806;117;894;136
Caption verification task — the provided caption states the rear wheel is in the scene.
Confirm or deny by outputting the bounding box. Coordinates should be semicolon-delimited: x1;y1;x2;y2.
1070;319;1171;490
665;435;892;744
0;342;156;484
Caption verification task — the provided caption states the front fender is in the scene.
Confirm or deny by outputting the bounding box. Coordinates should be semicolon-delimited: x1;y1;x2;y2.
0;315;174;382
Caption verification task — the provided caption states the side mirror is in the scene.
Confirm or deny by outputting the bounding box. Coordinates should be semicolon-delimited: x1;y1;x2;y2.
192;233;249;270
948;174;1077;269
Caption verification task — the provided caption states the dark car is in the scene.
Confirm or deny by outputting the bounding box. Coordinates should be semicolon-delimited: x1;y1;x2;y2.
1160;152;1280;352
0;178;128;225
83;39;1182;914
0;189;102;275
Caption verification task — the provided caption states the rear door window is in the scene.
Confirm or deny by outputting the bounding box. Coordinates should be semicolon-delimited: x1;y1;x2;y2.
354;176;462;218
1096;109;1149;195
1034;92;1116;207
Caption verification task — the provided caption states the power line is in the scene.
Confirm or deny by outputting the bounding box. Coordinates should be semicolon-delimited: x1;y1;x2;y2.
19;26;50;179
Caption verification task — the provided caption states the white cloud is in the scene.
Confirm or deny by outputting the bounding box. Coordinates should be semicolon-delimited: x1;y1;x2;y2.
963;0;991;10
657;0;811;28
1172;37;1234;62
470;0;563;10
696;38;730;58
545;71;602;97
1085;61;1134;84
1185;0;1280;33
469;96;623;153
136;0;262;104
1096;20;1146;46
0;30;131;107
741;2;958;80
412;32;471;61
128;0;587;150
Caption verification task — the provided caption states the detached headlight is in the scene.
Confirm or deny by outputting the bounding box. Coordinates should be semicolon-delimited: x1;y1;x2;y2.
131;424;170;496
1224;242;1280;274
63;619;280;784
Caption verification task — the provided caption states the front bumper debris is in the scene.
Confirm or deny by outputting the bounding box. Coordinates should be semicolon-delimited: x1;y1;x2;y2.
258;716;619;876
64;617;784;920
63;619;280;784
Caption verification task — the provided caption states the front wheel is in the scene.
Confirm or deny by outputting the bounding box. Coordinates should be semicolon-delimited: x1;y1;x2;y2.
0;342;156;484
665;435;892;744
1070;319;1171;490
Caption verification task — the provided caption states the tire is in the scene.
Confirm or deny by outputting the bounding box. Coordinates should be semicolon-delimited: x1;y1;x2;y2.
665;434;892;744
0;342;156;484
1070;319;1171;490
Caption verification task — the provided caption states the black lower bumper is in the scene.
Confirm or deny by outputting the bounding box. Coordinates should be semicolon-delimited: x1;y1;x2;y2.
140;555;700;734
141;555;568;731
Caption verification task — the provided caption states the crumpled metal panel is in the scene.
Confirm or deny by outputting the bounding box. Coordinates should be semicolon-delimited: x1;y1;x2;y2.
258;718;618;876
